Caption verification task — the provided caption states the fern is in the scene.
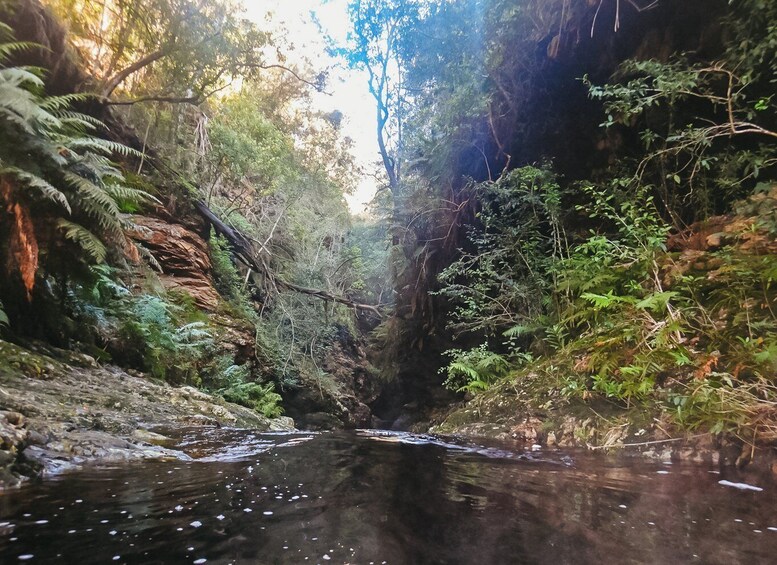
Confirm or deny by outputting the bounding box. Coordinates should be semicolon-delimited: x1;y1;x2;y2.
581;291;635;309
58;219;107;263
0;66;45;88
64;137;144;158
634;291;679;313
442;344;510;392
449;361;479;380
39;93;94;112
503;324;534;338
1;166;70;212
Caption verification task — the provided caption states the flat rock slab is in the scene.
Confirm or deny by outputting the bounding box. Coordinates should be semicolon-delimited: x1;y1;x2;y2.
0;340;294;488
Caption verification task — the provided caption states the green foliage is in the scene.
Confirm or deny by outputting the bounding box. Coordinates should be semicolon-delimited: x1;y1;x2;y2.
50;0;274;100
585;38;777;219
0;26;154;314
115;293;213;382
200;356;284;418
438;165;566;338
441;344;511;393
220;379;284;419
208;231;254;317
345;219;392;305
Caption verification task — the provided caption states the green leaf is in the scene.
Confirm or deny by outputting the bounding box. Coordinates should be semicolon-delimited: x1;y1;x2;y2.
57;219;107;263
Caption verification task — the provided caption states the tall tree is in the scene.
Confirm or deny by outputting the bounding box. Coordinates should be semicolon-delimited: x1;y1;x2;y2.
344;0;419;197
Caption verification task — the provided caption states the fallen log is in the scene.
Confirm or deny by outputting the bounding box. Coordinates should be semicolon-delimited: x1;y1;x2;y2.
194;200;382;318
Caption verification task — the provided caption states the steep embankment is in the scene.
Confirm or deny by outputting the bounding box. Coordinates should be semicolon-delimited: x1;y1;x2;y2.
432;192;777;466
0;0;383;490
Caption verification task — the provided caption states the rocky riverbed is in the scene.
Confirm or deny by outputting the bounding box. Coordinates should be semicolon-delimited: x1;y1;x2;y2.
0;340;294;488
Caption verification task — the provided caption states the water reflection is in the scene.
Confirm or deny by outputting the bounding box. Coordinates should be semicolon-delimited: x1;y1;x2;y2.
1;429;776;564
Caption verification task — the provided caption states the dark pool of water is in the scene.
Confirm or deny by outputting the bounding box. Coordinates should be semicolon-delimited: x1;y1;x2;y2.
1;428;777;564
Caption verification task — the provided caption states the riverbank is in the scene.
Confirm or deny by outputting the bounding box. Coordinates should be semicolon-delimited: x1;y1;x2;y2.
430;371;777;471
0;340;294;488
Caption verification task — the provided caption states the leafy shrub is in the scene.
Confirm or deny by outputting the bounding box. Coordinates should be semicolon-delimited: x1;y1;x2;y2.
116;294;213;382
441;344;510;393
437;165;567;338
209;231;253;316
219;379;284;419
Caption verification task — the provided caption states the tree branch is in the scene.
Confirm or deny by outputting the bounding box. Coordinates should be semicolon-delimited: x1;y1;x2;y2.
101;45;174;98
244;63;329;93
194;200;382;317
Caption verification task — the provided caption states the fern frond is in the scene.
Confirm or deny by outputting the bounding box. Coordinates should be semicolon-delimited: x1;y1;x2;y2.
581;291;636;309
58;219;106;263
0;41;41;64
0;66;45;88
105;183;156;205
39;93;94;112
63;171;124;239
136;244;163;272
55;111;104;133
64;137;143;158
0;82;52;132
449;362;479;380
64;171;119;214
1;166;70;212
634;291;679;313
503;324;534;338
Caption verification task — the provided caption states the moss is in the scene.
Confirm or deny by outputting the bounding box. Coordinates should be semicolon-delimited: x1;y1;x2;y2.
0;340;66;380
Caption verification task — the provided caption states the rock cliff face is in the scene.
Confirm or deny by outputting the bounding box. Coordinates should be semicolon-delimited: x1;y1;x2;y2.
127;214;381;429
283;327;379;430
129;215;221;311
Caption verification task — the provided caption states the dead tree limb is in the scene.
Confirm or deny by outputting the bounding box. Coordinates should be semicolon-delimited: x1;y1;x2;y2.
194;200;382;317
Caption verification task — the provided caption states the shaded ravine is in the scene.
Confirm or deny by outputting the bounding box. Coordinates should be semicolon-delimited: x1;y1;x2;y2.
2;429;777;564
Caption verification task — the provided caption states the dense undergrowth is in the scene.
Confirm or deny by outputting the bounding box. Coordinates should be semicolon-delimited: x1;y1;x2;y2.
343;0;777;441
424;0;777;442
0;0;388;423
2;0;776;440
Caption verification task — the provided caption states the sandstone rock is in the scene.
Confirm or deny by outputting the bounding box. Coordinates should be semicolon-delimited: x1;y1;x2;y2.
509;417;543;442
128;216;221;311
131;429;173;446
269;417;296;431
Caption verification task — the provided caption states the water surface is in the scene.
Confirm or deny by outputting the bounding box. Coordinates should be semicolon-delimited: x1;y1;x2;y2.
1;428;776;564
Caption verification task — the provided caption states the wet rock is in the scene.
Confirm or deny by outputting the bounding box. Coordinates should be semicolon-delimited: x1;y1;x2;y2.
298;412;344;431
179;414;220;427
1;411;26;427
280;325;379;430
509;418;543;442
390;413;418;431
269;416;296;431
0;339;295;488
132;429;174;446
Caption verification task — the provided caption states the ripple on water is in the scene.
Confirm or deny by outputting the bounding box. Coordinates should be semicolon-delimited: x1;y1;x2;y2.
1;430;777;564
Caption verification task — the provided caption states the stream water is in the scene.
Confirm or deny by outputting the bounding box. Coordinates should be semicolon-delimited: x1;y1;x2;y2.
1;428;776;564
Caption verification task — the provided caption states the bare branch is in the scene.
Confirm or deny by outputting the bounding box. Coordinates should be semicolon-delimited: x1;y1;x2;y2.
194;200;382;318
105;82;233;106
245;63;330;94
101;45;174;98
